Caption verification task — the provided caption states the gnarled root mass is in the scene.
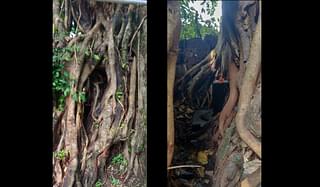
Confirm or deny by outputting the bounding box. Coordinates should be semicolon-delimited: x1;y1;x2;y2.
172;1;261;186
235;3;261;158
211;1;261;186
53;1;147;186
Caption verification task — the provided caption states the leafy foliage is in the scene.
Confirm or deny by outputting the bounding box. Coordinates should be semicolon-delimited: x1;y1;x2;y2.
115;89;123;101
93;54;101;61
54;149;68;160
110;176;120;186
180;0;219;40
95;179;103;187
53;47;73;110
53;43;88;110
72;90;87;103
111;153;127;166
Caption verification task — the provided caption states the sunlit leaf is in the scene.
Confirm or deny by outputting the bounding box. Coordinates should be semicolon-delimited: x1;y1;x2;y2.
93;54;101;61
197;151;208;165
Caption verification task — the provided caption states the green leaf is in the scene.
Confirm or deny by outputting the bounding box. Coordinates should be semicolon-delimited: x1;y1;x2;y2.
63;53;72;61
72;93;78;101
93;54;101;61
95;179;103;187
85;50;90;56
74;45;81;52
54;149;67;160
63;87;70;96
64;71;69;77
79;93;86;102
110;177;120;186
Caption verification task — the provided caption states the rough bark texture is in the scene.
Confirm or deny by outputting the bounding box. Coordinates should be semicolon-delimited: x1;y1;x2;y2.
168;0;261;186
212;1;261;186
53;1;147;186
167;1;181;168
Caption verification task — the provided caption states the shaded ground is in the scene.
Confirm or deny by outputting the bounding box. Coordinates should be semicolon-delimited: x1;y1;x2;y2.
169;36;229;187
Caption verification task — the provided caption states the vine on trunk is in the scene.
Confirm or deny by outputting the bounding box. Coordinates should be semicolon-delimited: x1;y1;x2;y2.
53;1;147;186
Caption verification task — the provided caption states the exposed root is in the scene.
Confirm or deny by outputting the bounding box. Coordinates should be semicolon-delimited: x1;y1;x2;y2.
217;62;239;138
187;64;211;99
129;15;147;52
53;3;147;186
235;11;261;158
170;1;261;187
175;49;216;87
120;57;136;140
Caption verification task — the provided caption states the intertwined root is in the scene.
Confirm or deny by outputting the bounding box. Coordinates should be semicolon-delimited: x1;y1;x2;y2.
53;2;147;186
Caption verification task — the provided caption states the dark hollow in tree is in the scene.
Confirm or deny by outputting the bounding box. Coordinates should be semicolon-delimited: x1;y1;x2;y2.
168;0;261;186
53;1;147;186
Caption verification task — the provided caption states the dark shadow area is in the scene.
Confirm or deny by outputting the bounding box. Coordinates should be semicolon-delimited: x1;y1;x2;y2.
169;34;229;186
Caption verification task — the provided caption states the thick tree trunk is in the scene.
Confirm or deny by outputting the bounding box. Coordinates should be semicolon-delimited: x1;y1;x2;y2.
212;1;261;186
168;1;261;186
53;1;147;186
167;1;181;168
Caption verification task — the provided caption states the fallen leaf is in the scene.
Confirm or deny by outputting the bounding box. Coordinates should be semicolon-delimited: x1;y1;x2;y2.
197;167;205;178
197;151;208;165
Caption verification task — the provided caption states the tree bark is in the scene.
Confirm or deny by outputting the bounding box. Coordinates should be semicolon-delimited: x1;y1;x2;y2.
166;0;261;186
212;1;261;186
53;1;147;186
167;1;181;168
